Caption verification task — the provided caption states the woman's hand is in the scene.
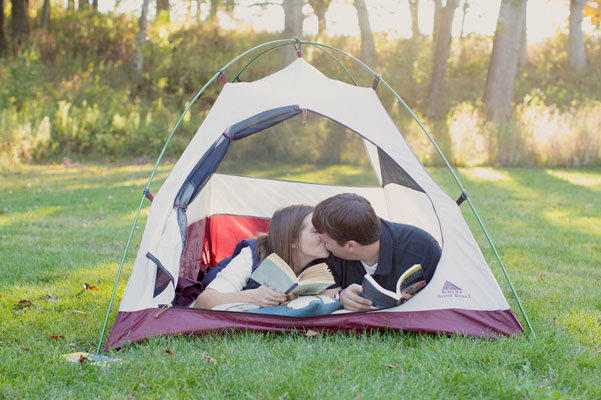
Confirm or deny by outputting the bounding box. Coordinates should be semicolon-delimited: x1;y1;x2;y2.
248;286;288;307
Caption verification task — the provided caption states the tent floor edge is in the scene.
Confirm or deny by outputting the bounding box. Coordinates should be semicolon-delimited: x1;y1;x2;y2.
104;307;524;351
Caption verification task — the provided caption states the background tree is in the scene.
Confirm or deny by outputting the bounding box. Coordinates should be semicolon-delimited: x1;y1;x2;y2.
67;0;75;11
93;0;98;11
282;0;303;65
432;0;442;46
354;0;378;66
428;0;459;119
78;0;88;10
134;0;151;73
157;0;170;21
519;8;529;67
483;0;526;122
458;0;469;38
207;0;235;23
307;0;332;38
0;0;6;56
11;0;30;54
41;0;51;30
569;0;587;69
408;0;420;38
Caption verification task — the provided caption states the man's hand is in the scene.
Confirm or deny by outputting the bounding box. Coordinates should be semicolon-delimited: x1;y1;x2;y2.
249;286;288;307
339;284;372;311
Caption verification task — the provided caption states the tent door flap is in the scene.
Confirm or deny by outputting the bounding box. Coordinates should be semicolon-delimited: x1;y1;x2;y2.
146;252;175;298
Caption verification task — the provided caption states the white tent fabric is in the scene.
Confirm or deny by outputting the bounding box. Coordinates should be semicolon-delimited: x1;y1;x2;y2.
108;59;522;348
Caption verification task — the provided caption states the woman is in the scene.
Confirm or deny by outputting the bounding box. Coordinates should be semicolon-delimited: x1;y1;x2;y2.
194;204;331;309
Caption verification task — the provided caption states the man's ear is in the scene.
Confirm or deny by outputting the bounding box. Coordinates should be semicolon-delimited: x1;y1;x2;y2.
346;240;359;252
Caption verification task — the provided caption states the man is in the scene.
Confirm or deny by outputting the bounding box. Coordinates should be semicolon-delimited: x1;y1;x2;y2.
312;193;442;311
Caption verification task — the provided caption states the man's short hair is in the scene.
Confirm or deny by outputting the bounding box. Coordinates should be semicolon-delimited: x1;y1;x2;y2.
312;193;381;246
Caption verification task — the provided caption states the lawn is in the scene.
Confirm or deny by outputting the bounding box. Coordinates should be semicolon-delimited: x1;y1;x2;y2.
1;161;600;399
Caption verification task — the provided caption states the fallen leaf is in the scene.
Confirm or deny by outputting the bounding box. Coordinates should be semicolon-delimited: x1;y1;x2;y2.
203;354;217;365
165;349;174;358
127;394;135;399
79;355;90;365
386;363;402;369
69;343;77;348
71;310;88;317
354;396;361;400
0;211;4;215
305;329;319;337
84;283;96;290
48;335;65;341
14;300;33;310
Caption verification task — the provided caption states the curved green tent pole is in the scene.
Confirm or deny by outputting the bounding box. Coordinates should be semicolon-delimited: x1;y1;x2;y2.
96;39;308;353
97;40;534;353
232;41;359;86
377;77;536;338
295;40;535;337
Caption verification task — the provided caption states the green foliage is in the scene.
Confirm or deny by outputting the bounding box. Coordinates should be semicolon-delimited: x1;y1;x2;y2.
1;12;601;168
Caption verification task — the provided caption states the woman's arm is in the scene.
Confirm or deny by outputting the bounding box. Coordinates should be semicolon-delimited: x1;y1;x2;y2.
193;247;288;309
194;287;288;309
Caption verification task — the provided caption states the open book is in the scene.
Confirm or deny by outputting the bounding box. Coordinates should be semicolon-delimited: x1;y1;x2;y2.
360;264;426;308
250;253;335;296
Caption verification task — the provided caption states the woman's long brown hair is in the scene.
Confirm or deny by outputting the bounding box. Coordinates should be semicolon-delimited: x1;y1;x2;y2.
255;205;314;272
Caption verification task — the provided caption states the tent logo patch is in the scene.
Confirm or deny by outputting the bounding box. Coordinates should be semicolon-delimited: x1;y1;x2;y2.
438;281;471;299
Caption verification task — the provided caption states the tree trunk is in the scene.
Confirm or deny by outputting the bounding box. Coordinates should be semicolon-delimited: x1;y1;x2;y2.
11;0;29;53
157;0;170;21
308;0;331;38
92;0;98;11
483;0;527;122
0;0;6;57
459;0;469;39
569;0;587;70
354;0;378;66
67;0;74;10
133;0;151;73
196;0;202;22
519;10;529;67
408;0;419;38
432;0;442;44
78;0;88;10
208;0;218;20
428;0;458;119
282;0;303;65
41;0;50;30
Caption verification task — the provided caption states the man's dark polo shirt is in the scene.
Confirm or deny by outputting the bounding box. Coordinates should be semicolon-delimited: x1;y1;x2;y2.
326;219;442;292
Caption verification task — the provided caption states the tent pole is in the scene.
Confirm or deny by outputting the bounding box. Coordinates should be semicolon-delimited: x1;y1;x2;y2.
284;41;535;337
376;78;536;338
95;71;223;352
98;39;534;350
232;42;359;86
96;39;302;352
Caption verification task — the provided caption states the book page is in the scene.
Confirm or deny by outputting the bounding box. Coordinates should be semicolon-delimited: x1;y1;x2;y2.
297;263;335;283
395;264;424;295
250;254;297;293
290;281;333;296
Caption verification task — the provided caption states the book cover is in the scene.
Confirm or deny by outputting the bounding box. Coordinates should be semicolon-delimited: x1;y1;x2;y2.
250;254;335;295
360;264;425;308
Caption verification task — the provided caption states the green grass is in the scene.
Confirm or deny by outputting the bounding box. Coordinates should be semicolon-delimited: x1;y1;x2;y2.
1;161;600;398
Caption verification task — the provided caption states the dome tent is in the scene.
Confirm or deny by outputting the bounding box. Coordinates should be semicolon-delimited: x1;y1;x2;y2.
98;40;533;352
